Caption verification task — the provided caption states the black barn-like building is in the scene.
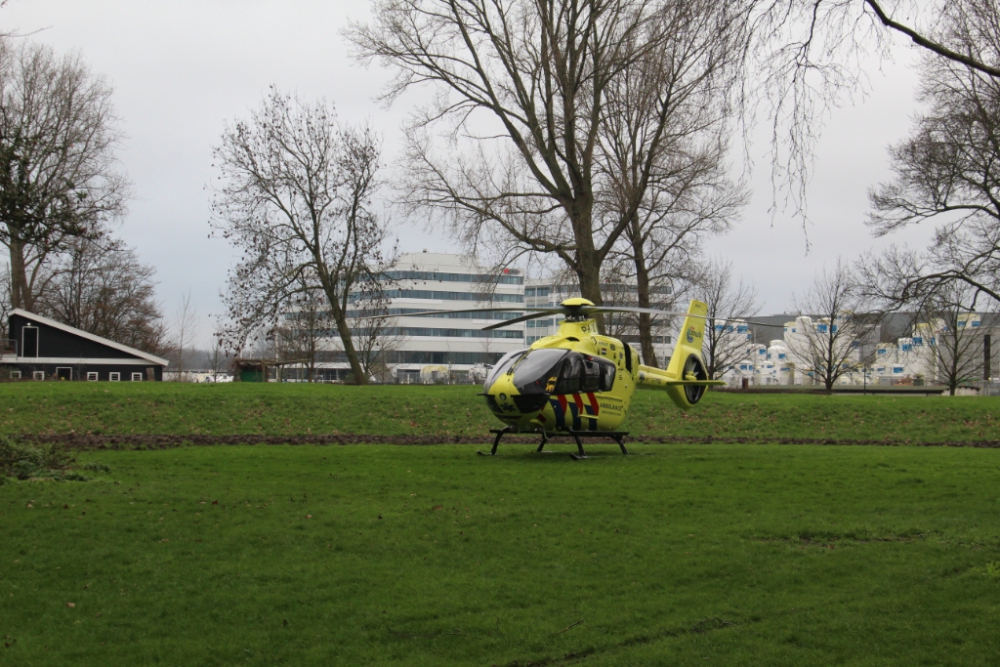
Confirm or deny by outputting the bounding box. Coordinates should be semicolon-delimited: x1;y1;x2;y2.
2;309;168;381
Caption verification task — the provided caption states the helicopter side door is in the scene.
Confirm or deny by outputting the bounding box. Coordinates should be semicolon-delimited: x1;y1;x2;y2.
552;353;615;395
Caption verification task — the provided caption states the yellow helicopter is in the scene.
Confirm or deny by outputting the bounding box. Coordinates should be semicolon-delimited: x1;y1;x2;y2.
409;297;725;458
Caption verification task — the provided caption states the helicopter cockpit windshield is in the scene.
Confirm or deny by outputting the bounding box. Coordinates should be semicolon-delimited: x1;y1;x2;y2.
512;349;569;395
484;348;528;390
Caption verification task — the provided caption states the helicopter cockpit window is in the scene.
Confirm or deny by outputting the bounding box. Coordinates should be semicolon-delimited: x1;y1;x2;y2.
581;358;602;392
552;353;616;394
511;348;569;395
484;348;529;389
555;354;582;394
599;358;616;391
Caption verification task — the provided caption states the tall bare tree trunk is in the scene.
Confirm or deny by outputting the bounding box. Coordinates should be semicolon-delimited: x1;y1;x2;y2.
633;241;659;367
319;272;367;385
573;206;606;330
8;232;32;311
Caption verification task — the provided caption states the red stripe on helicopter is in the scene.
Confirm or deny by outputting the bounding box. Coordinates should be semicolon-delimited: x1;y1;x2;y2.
573;393;584;414
586;392;599;415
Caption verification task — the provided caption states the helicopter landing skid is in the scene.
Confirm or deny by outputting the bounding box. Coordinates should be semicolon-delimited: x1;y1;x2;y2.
478;427;513;456
481;428;629;459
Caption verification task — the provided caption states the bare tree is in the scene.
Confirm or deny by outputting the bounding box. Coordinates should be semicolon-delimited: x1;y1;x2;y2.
211;88;392;384
594;255;682;365
348;0;750;315
864;1;1000;307
271;285;334;383
695;259;760;380
861;0;1000;79
0;37;130;313
349;0;1000;271
35;232;165;354
917;282;992;395
596;0;745;357
610;131;745;364
350;292;405;384
168;290;197;376
785;261;880;390
207;334;231;381
0;260;9;337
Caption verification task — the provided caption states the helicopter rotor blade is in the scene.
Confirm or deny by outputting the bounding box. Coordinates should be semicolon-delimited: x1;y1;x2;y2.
482;309;565;330
579;306;780;329
356;306;552;320
350;300;782;330
581;306;688;317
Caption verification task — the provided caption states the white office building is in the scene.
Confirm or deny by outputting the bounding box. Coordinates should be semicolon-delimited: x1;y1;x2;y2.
281;252;527;382
374;252;527;382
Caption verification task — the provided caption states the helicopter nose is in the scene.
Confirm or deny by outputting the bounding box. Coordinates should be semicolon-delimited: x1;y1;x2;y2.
512;394;549;413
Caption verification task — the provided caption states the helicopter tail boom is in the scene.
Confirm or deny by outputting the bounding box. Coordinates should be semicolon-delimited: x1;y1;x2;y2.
635;299;725;408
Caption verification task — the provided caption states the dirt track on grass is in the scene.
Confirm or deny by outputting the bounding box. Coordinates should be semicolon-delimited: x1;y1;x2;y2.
18;433;1000;450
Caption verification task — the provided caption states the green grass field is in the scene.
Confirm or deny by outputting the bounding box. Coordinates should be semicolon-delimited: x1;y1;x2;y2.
1;384;999;665
0;382;998;443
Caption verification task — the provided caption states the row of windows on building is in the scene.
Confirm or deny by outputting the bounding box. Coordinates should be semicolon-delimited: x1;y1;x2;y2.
383;270;523;285
525;285;673;297
9;370;146;381
297;351;507;365
304;327;523;339
340;308;525;320
350;289;524;303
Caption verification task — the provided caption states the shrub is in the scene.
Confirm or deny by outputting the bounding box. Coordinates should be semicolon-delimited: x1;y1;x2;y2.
0;436;80;480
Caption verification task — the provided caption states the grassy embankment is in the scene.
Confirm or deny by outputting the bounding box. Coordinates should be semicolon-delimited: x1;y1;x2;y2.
0;382;998;443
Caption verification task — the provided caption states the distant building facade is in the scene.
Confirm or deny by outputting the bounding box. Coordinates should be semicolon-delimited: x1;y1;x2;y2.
284;252;527;382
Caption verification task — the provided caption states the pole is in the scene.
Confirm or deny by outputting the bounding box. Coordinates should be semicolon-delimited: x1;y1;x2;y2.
985;334;992;381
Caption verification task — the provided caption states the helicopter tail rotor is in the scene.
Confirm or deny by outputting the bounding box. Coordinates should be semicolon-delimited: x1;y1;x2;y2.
636;299;725;407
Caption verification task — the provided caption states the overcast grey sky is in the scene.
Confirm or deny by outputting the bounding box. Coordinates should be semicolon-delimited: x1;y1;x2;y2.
3;0;937;345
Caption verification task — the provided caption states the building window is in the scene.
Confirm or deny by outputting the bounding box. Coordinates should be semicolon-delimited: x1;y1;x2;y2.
109;372;120;382
87;372;99;382
131;372;143;381
33;371;45;381
10;370;21;379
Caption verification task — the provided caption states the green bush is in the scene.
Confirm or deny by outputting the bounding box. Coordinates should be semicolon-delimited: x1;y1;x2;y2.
0;436;78;480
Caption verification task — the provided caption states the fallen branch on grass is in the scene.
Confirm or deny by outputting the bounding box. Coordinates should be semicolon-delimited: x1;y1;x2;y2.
388;627;474;639
555;620;583;634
